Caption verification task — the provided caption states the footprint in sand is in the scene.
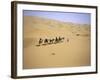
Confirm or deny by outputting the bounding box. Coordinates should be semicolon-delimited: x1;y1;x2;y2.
76;33;89;37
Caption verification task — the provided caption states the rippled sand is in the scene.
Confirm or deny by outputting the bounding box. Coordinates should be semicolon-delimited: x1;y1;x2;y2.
23;16;91;69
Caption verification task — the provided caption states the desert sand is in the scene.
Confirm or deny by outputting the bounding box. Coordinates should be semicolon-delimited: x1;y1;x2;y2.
23;16;91;69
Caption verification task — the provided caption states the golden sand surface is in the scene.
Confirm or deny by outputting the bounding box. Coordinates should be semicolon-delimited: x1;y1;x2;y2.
23;16;91;69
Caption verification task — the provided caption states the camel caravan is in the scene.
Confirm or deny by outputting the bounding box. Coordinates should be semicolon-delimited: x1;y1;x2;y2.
36;36;65;46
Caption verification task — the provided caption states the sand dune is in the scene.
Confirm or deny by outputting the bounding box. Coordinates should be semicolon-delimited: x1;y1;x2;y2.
23;16;91;69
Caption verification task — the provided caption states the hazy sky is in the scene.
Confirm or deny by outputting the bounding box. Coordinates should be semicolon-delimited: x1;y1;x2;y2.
23;10;91;24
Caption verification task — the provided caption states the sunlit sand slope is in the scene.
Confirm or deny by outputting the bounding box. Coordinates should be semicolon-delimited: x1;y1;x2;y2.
23;16;91;69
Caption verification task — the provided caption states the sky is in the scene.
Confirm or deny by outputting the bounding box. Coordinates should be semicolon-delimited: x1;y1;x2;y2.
23;10;91;25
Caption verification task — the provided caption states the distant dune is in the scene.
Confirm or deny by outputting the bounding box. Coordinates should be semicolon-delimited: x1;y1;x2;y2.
23;16;91;69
